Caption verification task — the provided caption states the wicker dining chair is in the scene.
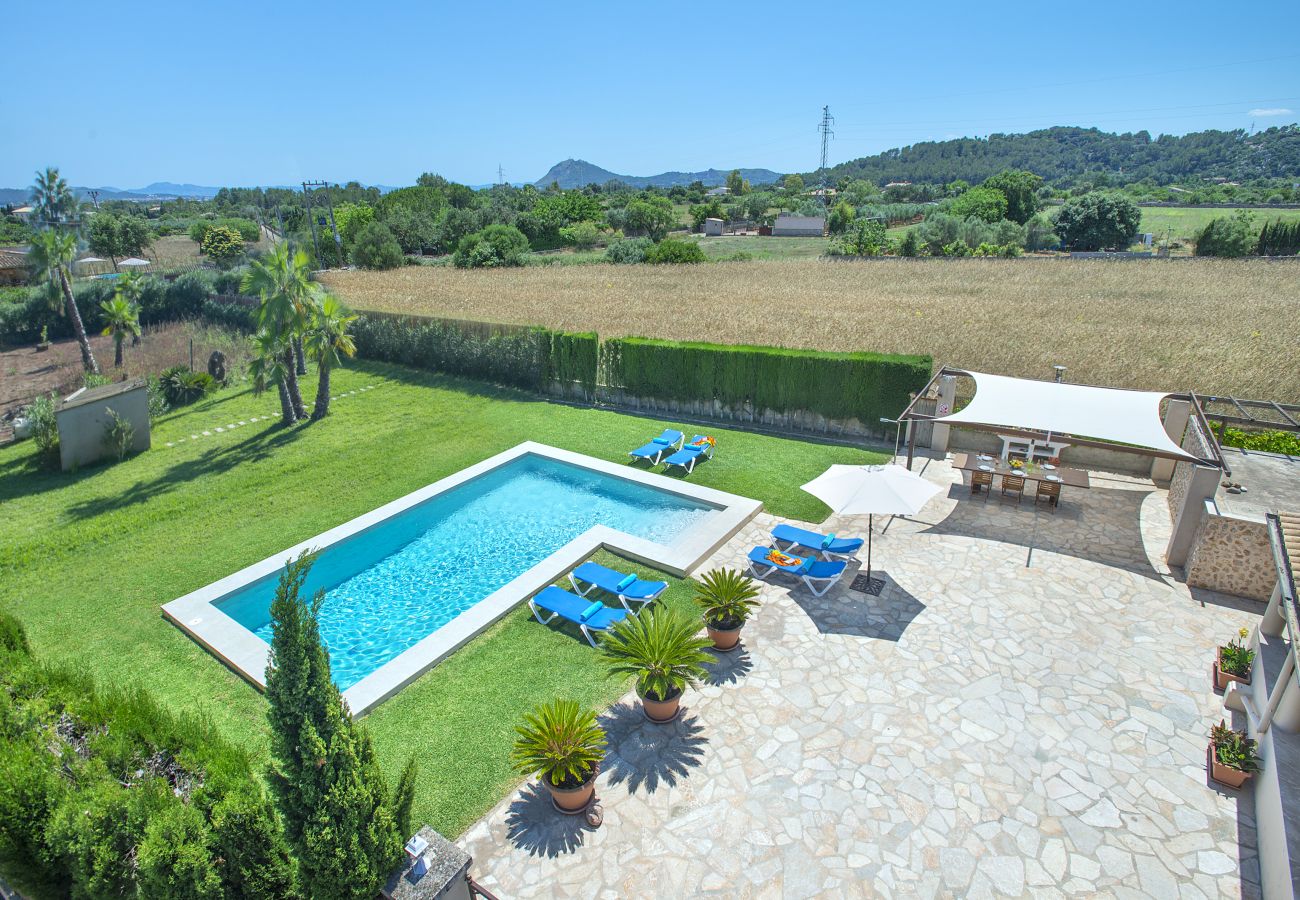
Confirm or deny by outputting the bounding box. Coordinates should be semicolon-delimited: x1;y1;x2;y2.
970;470;993;496
999;474;1025;505
1035;480;1061;510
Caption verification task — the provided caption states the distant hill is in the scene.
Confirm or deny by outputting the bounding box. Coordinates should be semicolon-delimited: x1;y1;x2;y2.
535;159;782;189
809;124;1300;186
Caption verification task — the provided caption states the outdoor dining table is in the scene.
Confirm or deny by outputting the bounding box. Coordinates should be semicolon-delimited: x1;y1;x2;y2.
952;452;1091;490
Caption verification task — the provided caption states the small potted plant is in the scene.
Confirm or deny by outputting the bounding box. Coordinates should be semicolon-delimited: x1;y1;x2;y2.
694;568;761;652
36;325;49;352
511;698;606;814
600;607;713;723
1208;720;1260;789
1214;628;1255;692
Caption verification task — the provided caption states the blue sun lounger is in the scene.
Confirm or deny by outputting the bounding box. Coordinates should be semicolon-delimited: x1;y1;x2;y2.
529;586;629;647
663;435;715;474
629;429;684;465
771;524;864;561
568;561;667;613
746;546;847;597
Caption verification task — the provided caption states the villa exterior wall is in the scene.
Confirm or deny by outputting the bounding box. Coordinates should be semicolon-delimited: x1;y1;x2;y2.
1168;415;1213;519
1185;504;1275;601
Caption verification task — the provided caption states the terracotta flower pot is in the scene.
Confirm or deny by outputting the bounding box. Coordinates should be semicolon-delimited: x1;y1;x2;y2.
706;619;743;652
639;686;682;724
1208;743;1253;790
544;768;598;814
1214;647;1251;692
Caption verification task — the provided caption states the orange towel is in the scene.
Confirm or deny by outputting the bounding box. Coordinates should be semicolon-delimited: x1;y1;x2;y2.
766;550;802;568
690;436;716;448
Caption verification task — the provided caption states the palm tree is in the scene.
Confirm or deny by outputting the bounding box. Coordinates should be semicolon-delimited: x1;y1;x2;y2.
114;269;144;346
28;230;99;374
249;329;296;425
31;167;76;227
241;243;313;421
304;293;357;421
99;294;140;367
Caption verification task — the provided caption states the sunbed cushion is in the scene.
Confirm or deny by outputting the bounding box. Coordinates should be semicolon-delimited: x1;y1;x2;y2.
616;573;637;590
580;601;604;622
652;437;671;445
821;533;836;549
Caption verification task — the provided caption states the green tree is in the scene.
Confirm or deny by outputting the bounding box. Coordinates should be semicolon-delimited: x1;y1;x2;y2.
99;293;141;368
304;294;357;420
781;173;805;194
350;221;404;270
242;243;314;422
333;202;375;251
87;212;153;270
831;218;890;256
949;186;1008;223
689;201;725;231
264;554;403;900
945;179;970;197
200;225;245;267
827;200;856;234
623;197;676;240
899;229;921;257
248;328;297;425
28;229;99;373
1193;211;1256;257
725;169;750;195
982;169;1043;224
1053;191;1141;251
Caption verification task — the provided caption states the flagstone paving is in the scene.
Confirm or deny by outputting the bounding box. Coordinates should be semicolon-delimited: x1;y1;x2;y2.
459;456;1264;898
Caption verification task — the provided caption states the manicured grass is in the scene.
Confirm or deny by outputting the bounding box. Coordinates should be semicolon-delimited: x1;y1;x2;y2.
0;360;881;835
1138;205;1300;243
683;233;832;260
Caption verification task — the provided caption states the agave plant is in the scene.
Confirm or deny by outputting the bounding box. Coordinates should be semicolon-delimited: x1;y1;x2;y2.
694;568;761;630
511;699;605;788
1210;720;1260;773
600;607;713;702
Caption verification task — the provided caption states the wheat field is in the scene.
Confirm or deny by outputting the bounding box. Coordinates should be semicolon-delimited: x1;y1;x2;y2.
320;259;1300;401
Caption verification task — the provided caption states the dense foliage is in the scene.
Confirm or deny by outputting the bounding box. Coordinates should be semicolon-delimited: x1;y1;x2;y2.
1220;427;1300;455
0;612;294;899
949;186;1008;223
1193;211;1257;257
452;224;530;268
1254;219;1300;256
600;337;931;425
350;221;404;270
1053;192;1141;251
643;238;706;264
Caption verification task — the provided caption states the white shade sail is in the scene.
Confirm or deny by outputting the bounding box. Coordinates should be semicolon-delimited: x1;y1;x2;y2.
934;370;1199;462
801;464;942;517
76;256;106;264
118;257;151;267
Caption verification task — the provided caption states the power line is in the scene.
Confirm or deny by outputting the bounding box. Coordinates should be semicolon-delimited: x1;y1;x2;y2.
817;105;835;210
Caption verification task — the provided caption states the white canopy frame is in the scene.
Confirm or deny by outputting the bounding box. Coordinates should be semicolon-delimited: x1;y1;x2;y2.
900;367;1223;469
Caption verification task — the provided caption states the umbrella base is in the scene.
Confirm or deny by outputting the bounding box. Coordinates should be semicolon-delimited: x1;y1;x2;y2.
851;573;886;596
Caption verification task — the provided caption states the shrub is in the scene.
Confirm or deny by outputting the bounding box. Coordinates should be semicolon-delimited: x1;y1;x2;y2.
898;229;921;257
101;408;135;461
1194;211;1256;257
559;220;602;250
26;394;59;462
453;224;530;268
950;186;1008;223
643;238;706;264
159;365;217;405
694;568;761;630
600;607;713;702
351;221;405;270
200;226;245;267
1220;427;1300;455
1256;219;1300;256
604;236;652;264
1054;191;1141;251
511;699;605;788
190;218;259;245
830;219;890;257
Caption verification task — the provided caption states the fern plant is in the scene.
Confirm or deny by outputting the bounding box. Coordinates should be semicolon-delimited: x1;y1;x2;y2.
694;568;761;630
1210;721;1260;773
600;607;713;702
511;699;605;789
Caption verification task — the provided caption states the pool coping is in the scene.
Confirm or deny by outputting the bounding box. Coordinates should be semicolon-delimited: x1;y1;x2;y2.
161;441;762;716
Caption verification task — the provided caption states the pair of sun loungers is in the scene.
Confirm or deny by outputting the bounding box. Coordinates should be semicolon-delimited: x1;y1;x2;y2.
528;561;668;647
747;524;865;597
628;429;715;474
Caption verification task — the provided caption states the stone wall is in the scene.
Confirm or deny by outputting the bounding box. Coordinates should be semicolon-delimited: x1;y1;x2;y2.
1167;415;1213;519
1185;503;1275;601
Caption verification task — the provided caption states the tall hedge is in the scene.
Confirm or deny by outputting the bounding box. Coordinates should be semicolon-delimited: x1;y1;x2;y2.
546;331;598;391
601;337;931;424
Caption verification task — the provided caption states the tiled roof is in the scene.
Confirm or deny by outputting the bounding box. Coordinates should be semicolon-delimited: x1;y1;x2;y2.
0;248;27;269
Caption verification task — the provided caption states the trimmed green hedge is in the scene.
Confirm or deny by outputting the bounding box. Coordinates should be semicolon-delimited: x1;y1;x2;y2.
351;312;548;390
601;337;931;424
546;331;598;392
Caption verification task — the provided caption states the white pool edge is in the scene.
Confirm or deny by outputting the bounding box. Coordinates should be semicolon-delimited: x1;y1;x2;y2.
161;441;762;716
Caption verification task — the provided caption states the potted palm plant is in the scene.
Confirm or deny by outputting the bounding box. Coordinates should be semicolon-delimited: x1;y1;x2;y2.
511;698;606;814
1208;720;1260;789
1214;628;1255;692
694;568;761;652
600;607;713;724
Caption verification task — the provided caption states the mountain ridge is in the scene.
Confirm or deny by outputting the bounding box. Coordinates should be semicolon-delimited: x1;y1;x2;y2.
534;159;783;189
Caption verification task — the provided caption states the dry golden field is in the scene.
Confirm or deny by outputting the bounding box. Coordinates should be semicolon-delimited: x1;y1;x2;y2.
320;259;1300;401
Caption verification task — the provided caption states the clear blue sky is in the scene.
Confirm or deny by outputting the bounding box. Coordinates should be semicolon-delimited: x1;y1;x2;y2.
3;0;1297;189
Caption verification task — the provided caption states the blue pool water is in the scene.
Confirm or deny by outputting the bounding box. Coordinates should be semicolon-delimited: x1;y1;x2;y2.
217;454;715;689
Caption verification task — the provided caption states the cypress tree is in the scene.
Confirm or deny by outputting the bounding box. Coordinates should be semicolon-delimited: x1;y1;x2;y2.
264;553;403;900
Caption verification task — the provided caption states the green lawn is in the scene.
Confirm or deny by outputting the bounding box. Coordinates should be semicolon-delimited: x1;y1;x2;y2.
1138;205;1300;243
0;361;883;835
683;233;832;260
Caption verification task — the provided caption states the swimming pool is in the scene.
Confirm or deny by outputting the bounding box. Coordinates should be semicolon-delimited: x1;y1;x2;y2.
163;443;761;713
217;454;714;689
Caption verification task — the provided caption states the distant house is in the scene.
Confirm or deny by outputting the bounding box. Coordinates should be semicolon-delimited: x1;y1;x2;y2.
705;186;730;198
884;181;912;189
0;247;27;285
771;214;825;237
807;187;837;198
11;206;34;222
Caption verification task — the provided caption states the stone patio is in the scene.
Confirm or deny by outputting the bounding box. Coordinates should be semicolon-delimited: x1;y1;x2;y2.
459;455;1265;898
